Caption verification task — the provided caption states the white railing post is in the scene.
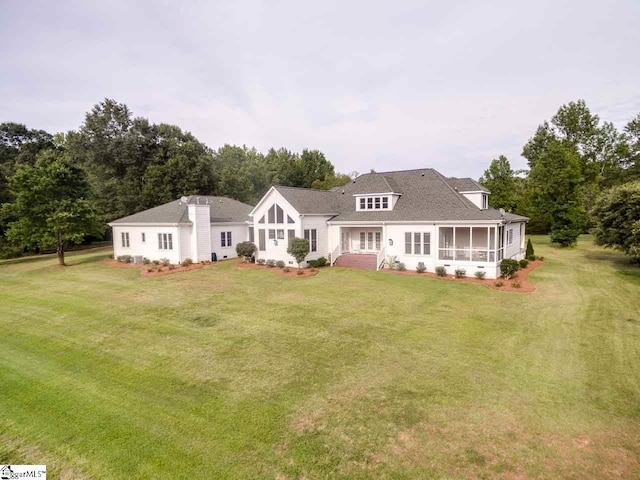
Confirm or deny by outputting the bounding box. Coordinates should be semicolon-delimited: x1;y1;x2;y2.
376;246;386;271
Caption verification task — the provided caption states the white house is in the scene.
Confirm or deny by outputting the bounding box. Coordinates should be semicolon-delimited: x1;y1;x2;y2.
248;168;528;278
108;196;253;263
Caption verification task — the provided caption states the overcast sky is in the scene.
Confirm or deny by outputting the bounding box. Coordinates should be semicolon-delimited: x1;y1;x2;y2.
1;0;639;179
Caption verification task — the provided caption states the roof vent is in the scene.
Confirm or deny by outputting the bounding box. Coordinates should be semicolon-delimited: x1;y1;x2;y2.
341;189;345;194
352;179;356;183
421;172;425;176
499;208;505;217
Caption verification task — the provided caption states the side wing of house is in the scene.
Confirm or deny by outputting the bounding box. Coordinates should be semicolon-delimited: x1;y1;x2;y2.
111;224;185;264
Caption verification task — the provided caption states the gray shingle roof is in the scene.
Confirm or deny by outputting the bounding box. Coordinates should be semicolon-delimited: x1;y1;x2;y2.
273;186;339;215
328;169;528;222
447;177;489;192
109;196;253;224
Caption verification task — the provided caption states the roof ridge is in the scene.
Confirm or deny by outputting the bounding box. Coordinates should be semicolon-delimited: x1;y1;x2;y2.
357;167;436;177
273;185;336;193
431;169;478;210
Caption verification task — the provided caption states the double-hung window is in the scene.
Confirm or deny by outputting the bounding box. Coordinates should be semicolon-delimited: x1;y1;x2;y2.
404;232;431;255
158;233;173;250
304;229;317;252
121;232;130;248
221;231;232;247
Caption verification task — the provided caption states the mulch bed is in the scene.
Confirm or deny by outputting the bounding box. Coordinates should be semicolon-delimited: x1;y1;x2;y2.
382;259;544;293
100;259;209;278
234;259;320;278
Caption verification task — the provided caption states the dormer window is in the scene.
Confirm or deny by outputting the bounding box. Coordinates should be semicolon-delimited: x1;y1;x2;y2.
355;195;394;211
482;194;488;209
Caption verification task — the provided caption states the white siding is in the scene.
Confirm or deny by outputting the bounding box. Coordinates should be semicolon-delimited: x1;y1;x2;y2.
252;189;303;265
179;225;192;262
111;225;182;264
211;224;249;260
301;215;332;263
385;224;437;271
188;204;211;262
461;192;483;208
505;222;525;260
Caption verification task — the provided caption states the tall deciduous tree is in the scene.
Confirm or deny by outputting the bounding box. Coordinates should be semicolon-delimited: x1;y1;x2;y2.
591;180;640;263
528;141;585;246
478;155;518;211
2;150;101;265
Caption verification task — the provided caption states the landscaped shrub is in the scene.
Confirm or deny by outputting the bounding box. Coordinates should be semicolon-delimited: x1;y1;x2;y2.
236;241;256;262
315;257;328;267
276;260;285;269
142;258;150;265
160;258;170;267
500;259;519;279
308;259;318;268
182;258;193;267
310;268;317;273
538;256;545;261
454;268;466;278
474;270;486;279
512;280;521;288
519;259;529;269
435;266;447;277
416;262;426;273
296;269;304;275
265;259;276;268
494;280;504;287
396;262;406;271
525;238;535;260
287;237;310;268
152;259;160;265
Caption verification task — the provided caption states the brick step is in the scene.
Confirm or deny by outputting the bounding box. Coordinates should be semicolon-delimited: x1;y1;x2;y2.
334;254;378;270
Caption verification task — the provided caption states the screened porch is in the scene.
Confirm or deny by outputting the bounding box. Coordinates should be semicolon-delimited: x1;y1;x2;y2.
438;226;505;262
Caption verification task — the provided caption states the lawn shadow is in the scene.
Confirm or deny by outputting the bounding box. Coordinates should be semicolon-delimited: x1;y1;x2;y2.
583;250;640;285
0;246;111;267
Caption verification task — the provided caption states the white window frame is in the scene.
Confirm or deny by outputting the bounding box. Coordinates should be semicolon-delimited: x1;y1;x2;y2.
158;233;173;250
304;229;317;252
507;228;514;245
221;231;232;247
355;195;393;211
404;232;431;256
121;232;130;248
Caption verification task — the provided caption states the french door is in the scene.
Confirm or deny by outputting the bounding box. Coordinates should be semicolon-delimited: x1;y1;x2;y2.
358;230;381;253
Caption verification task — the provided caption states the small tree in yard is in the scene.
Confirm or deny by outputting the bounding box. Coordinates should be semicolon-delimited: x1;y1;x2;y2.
2;150;101;265
525;238;535;259
235;241;256;262
287;237;309;268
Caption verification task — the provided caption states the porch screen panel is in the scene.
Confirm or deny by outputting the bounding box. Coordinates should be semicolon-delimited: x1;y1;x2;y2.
439;227;454;260
455;227;470;261
490;227;496;262
472;227;488;261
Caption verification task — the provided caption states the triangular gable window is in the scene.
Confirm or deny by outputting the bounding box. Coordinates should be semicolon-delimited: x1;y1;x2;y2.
287;215;295;224
258;215;265;224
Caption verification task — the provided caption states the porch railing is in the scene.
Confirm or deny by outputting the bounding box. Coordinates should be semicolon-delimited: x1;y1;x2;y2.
329;244;340;266
376;246;386;271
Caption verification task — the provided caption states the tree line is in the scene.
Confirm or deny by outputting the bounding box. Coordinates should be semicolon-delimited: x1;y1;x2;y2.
479;99;640;260
1;97;638;264
0;99;352;262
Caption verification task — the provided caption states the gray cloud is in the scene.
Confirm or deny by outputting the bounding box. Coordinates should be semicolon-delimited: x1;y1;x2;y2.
1;0;639;179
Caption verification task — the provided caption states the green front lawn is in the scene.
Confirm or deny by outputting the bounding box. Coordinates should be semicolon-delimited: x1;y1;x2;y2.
1;236;639;478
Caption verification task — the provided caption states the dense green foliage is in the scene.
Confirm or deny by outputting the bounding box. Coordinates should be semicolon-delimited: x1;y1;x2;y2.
287;237;310;267
591;181;640;262
499;258;519;278
528;141;585;246
1;150;101;265
235;241;257;261
0;100;351;258
480;100;640;242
